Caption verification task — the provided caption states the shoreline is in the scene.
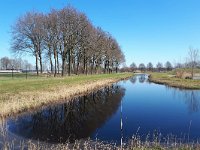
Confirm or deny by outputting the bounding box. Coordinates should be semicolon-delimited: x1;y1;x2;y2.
1;73;200;150
148;73;200;90
0;73;133;118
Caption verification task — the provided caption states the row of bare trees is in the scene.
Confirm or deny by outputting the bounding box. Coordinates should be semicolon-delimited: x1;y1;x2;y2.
11;6;125;76
127;61;173;72
126;47;200;79
0;57;33;70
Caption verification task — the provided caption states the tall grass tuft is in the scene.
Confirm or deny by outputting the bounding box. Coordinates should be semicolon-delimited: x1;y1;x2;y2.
1;118;200;150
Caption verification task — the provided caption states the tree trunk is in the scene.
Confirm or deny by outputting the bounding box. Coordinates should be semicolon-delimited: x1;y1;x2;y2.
62;42;68;76
76;54;80;75
104;61;107;74
76;62;80;75
54;57;57;77
83;53;86;74
68;49;71;76
39;54;43;73
53;47;57;77
95;64;98;74
50;57;53;73
192;65;194;79
35;53;39;76
91;57;96;74
91;59;95;75
57;52;59;74
62;57;66;76
111;62;114;74
116;62;119;73
107;60;110;74
86;61;88;75
38;45;42;74
48;47;53;73
72;54;75;74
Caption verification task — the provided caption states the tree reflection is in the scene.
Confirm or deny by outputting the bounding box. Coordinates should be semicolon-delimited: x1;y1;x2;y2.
130;75;147;85
8;85;125;143
138;75;146;83
130;77;137;84
167;87;200;113
184;91;200;113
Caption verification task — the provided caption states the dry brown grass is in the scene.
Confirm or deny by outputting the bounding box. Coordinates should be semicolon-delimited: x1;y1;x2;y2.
149;72;200;89
1;117;200;150
0;74;132;117
1;125;200;150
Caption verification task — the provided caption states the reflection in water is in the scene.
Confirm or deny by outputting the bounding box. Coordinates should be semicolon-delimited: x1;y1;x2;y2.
130;77;137;84
8;85;125;143
166;86;200;113
7;75;200;144
130;74;147;84
138;74;146;83
184;91;200;113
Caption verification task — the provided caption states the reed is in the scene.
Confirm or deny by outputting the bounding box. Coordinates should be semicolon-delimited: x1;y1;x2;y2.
0;122;200;150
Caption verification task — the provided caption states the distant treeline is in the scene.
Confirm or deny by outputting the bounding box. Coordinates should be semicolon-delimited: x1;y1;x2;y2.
121;47;200;73
121;60;200;72
11;6;125;76
121;61;173;72
0;57;33;71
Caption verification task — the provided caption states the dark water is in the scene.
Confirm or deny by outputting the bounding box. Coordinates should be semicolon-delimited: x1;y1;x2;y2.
8;75;200;144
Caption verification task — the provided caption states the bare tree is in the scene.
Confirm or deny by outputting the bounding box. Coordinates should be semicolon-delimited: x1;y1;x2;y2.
49;9;61;76
147;62;153;71
188;47;199;78
138;63;146;72
11;12;45;75
130;62;137;72
76;14;94;75
165;61;173;71
0;57;11;70
11;6;125;76
156;62;163;72
0;57;32;71
174;63;183;69
58;6;81;76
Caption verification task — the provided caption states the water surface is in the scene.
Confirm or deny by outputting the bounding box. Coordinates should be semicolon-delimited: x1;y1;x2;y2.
8;75;200;144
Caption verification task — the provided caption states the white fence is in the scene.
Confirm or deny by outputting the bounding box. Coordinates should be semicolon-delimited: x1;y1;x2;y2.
0;70;22;73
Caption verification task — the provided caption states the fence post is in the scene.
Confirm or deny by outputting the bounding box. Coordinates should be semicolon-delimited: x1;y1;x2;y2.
26;66;28;79
12;66;14;79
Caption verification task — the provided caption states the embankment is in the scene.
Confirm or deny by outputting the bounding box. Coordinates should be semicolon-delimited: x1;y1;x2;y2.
0;73;132;117
149;73;200;89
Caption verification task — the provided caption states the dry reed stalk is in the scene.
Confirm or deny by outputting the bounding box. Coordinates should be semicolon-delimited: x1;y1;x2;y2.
0;77;130;117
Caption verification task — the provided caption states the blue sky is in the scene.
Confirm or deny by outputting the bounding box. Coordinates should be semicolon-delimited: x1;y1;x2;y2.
0;0;200;67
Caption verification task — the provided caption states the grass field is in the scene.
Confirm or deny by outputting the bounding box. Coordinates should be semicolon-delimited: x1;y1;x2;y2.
0;73;133;117
149;72;200;89
170;68;200;74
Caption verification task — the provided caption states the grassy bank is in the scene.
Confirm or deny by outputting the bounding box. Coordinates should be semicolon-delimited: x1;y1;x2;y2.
149;72;200;89
0;73;132;117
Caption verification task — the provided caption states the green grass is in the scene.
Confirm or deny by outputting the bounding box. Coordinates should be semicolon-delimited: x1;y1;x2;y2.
149;72;200;89
0;73;133;117
0;73;132;94
168;68;200;76
172;68;200;74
